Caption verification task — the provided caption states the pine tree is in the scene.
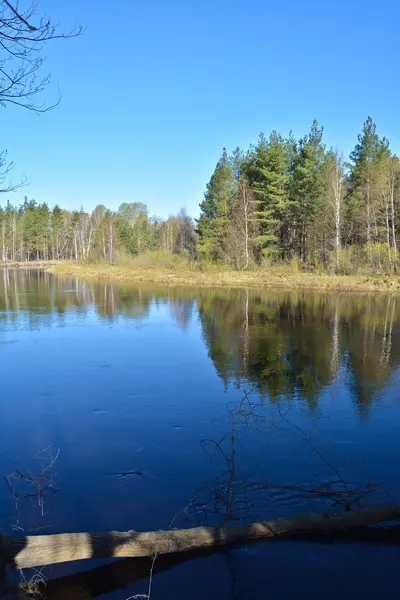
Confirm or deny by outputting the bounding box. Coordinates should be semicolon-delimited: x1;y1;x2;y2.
348;116;390;249
245;132;289;260
22;198;39;260
36;203;50;260
290;120;326;262
196;149;236;262
51;205;63;259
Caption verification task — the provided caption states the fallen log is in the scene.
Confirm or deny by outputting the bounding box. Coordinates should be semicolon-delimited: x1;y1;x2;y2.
4;528;400;600
1;504;400;570
22;528;400;600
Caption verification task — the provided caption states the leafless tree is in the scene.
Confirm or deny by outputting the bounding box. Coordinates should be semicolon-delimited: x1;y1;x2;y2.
0;1;82;192
0;148;25;193
0;0;82;112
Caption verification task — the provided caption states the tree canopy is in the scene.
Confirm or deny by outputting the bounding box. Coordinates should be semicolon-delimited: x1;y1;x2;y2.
196;116;400;272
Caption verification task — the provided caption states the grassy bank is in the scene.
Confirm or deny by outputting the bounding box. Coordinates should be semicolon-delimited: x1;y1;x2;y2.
47;262;400;293
1;260;66;268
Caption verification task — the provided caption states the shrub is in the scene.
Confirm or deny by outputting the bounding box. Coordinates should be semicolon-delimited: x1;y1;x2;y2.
114;250;196;271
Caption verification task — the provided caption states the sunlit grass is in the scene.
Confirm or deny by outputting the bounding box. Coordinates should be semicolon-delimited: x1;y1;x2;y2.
47;252;400;293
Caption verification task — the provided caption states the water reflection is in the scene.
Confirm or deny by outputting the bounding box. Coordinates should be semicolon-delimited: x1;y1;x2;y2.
199;290;399;412
1;269;399;415
1;269;400;600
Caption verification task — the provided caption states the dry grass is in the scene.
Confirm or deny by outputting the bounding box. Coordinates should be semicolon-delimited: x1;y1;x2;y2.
18;567;47;598
1;260;67;269
47;262;400;293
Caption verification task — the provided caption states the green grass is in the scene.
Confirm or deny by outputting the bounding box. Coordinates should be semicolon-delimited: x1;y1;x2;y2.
19;580;42;598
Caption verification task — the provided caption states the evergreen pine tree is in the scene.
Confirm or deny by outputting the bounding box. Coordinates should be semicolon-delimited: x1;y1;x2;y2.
51;205;63;259
245;132;289;260
196;149;236;261
347;116;390;248
290;120;326;261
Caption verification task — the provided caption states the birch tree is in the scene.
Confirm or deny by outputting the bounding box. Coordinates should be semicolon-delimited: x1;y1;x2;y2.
324;151;345;270
380;155;399;269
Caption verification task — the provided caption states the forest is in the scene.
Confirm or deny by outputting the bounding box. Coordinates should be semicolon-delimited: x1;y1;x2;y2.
1;116;399;274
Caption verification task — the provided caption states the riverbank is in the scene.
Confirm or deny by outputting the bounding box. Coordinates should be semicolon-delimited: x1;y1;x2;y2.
46;263;400;292
1;260;65;269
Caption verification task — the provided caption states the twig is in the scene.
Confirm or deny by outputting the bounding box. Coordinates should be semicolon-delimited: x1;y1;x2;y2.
4;446;60;527
126;553;157;600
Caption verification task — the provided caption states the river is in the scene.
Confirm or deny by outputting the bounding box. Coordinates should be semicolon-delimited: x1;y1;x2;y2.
1;269;400;599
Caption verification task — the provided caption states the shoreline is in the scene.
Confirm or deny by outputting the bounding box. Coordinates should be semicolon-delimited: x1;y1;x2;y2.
1;260;66;269
46;263;400;293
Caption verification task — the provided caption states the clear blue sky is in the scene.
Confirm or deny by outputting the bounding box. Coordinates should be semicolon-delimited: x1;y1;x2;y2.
2;0;400;218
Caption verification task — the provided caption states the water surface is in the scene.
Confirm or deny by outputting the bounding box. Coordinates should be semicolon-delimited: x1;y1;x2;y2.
1;269;400;599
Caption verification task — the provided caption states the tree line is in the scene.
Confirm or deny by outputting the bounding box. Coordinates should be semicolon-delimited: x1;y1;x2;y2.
197;116;400;272
1;116;399;272
0;200;196;262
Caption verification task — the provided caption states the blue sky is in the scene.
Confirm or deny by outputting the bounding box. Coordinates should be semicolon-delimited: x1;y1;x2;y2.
2;0;400;218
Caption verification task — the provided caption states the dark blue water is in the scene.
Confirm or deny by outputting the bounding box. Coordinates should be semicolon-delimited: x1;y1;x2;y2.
1;269;400;599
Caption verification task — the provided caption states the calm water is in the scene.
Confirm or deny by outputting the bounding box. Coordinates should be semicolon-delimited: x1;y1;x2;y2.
1;269;400;599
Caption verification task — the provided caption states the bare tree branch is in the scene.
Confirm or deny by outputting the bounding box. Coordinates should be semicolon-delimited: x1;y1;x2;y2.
0;149;26;192
3;0;37;31
0;1;82;194
0;0;82;113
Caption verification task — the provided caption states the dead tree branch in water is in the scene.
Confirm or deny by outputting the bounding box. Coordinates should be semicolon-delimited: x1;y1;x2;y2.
4;447;60;528
182;388;382;529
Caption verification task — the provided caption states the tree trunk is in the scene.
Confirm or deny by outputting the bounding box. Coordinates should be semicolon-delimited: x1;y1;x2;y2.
12;213;16;262
85;224;93;261
384;194;392;270
390;174;397;268
2;504;400;570
74;233;78;261
366;181;371;251
333;160;342;270
241;181;249;269
109;220;113;264
1;219;6;262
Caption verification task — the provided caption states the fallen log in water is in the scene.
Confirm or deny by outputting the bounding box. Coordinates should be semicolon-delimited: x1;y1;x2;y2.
1;504;400;570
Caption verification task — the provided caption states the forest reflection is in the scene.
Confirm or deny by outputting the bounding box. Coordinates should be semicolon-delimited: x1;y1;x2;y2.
1;269;399;412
